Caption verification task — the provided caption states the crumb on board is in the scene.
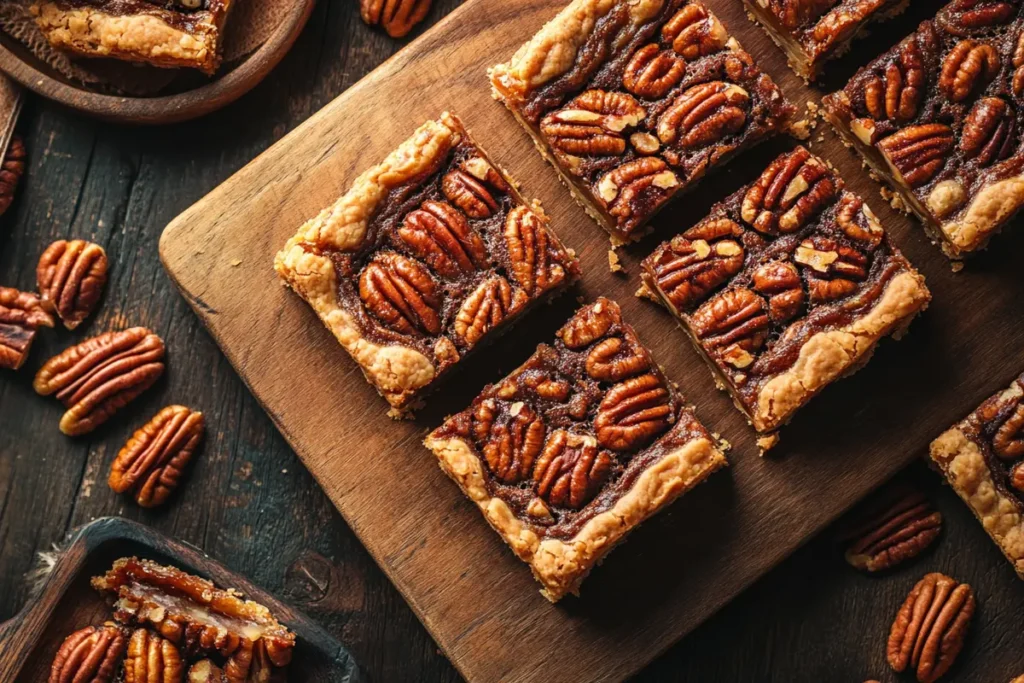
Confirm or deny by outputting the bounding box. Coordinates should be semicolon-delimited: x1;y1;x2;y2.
230;258;243;267
635;283;660;303
790;118;812;140
757;433;780;454
608;248;626;275
951;261;964;273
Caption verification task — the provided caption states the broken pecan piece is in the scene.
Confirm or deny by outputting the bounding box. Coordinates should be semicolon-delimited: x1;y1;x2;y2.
37;239;108;330
661;3;728;59
596;157;679;226
752;260;804;323
441;156;509;219
877;124;954;189
0;135;25;218
124;628;184;683
585;335;650;382
691;288;769;370
842;489;942;573
961;97;1016;167
540;90;645;157
622;44;686;99
534;431;614;509
795;237;869;303
658;81;749;149
359;252;442;336
34;328;165;436
399;200;487;278
863;39;926;122
505;206;566;296
594;373;673;451
887;573;974;683
1011;461;1024;493
741;147;837;234
454;277;525;346
188;660;228;683
650;218;745;310
473;398;545;483
939;39;1000;103
836;194;884;248
940;0;1015;35
558;298;619;349
109;405;205;508
359;0;431;38
48;623;127;683
224;640;287;683
0;286;55;370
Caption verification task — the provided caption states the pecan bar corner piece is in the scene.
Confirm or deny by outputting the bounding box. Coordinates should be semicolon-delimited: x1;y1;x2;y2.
424;297;727;602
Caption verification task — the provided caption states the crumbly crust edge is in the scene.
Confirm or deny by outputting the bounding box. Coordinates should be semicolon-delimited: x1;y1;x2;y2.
424;431;727;602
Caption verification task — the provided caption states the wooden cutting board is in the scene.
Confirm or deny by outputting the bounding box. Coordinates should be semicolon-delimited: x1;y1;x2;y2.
159;1;1024;680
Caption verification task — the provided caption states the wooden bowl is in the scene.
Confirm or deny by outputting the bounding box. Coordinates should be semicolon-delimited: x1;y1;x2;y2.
0;1;315;125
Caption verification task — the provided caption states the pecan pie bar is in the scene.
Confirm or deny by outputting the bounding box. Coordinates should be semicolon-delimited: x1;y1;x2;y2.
823;0;1024;258
424;298;728;601
32;0;232;74
489;0;794;244
930;373;1024;579
639;146;930;436
744;0;912;80
275;113;580;414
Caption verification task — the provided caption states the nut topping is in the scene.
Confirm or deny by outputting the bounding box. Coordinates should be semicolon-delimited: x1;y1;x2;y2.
622;44;686;99
359;252;442;336
124;628;184;683
877;124;954;189
594;373;673;451
941;0;1015;34
454;277;524;346
442;158;509;219
188;660;228;683
505;206;565;296
558;298;619;349
752;261;805;323
0;286;55;370
961;97;1017;166
887;573;975;683
0;135;25;218
48;623;128;683
540;90;646;157
836;194;884;248
1013;32;1024;97
651;218;745;310
661;3;728;59
992;402;1024;459
939;40;1000;103
769;0;839;29
473;399;545;483
741;148;838;234
398;200;488;278
109;405;205;508
657;81;749;148
596;157;679;223
585;335;650;382
534;431;614;508
34;328;165;436
37;239;108;330
842;490;943;573
795;237;869;303
690;288;769;370
863;39;926;122
359;0;432;38
1011;461;1024;492
224;640;287;683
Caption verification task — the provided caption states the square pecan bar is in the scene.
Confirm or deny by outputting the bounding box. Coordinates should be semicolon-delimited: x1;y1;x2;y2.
930;374;1024;579
424;298;727;601
639;146;930;436
32;0;233;74
275;113;580;415
744;0;913;80
489;0;794;244
823;1;1024;258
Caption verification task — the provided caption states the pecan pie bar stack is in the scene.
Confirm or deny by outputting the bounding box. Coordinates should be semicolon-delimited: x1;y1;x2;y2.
639;147;930;437
744;0;913;80
424;298;727;601
32;0;233;74
823;0;1024;258
275;113;580;414
489;0;794;244
930;373;1024;579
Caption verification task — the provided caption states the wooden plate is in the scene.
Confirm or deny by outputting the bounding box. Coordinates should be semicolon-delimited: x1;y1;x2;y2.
0;1;315;125
0;517;361;681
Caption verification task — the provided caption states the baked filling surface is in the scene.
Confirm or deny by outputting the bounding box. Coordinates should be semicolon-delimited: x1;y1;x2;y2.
640;146;930;434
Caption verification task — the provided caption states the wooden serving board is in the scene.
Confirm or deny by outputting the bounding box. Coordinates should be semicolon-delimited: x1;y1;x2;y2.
159;1;1024;680
0;517;360;681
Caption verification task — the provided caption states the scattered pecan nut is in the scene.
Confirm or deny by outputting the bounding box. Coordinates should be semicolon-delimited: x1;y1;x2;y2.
658;81;749;149
842;489;942;572
399;200;488;278
359;252;442;336
585;335;650;382
540;90;646;158
0;135;25;218
661;3;728;59
836;194;884;248
691;287;769;370
877;124;954;189
594;373;673;451
940;0;1015;35
188;660;229;683
961;97;1016;167
534;431;614;509
124;628;184;683
359;0;432;38
0;286;55;370
48;623;127;683
441;156;509;219
887;572;974;683
741;147;838;234
939;39;1000;103
752;260;805;323
622;44;686;99
863;39;926;122
650;218;745;311
473;398;545;483
37;239;108;330
454;277;525;346
34;328;165;436
596;157;680;225
504;206;566;296
558;298;619;349
795;237;869;303
109;405;205;508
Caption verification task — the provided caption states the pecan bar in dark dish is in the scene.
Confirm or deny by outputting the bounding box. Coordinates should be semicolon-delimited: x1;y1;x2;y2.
424;298;728;602
32;0;232;74
823;0;1024;258
639;147;930;436
930;373;1024;579
744;0;913;80
489;0;794;244
275;113;580;415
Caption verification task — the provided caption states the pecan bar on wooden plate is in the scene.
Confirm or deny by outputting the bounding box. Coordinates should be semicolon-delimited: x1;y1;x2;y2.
823;0;1024;258
930;374;1024;579
31;0;233;74
424;298;727;601
489;0;794;244
743;0;913;80
639;147;930;443
275;112;580;415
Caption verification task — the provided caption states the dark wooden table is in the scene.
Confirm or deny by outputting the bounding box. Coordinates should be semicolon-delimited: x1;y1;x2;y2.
1;3;1022;681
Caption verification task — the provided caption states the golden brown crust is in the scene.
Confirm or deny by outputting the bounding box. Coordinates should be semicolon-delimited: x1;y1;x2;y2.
424;432;727;601
32;2;230;74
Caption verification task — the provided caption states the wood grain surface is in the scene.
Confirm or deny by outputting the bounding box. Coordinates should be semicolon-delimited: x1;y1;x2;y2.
2;2;1023;681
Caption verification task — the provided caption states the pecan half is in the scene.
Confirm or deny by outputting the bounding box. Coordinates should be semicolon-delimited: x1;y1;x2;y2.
0;286;55;370
863;39;926;122
48;623;127;683
585;335;650;382
939;40;1000;103
188;661;228;683
1013;32;1024;98
359;252;442;336
124;628;184;683
505;206;566;296
442;156;509;219
596;157;679;224
691;288;769;370
658;81;749;148
877;124;954;189
769;0;838;29
752;260;804;323
651;218;745;310
887;573;975;683
224;640;287;683
534;431;614;508
540;90;645;157
594;373;673;451
37;239;108;330
961;97;1017;166
454;277;525;346
992;402;1024;459
399;200;487;278
661;3;728;59
473;399;545;483
34;328;165;436
0;135;25;217
623;44;686;99
795;237;869;303
559;298;619;349
843;490;942;573
359;0;431;38
109;405;205;508
836;194;884;248
741;148;838;234
940;0;1015;35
